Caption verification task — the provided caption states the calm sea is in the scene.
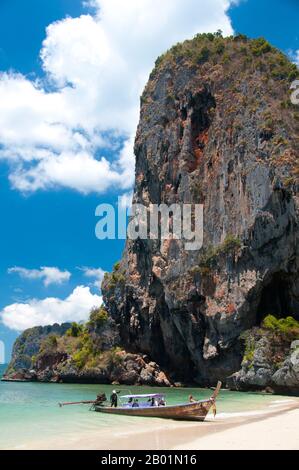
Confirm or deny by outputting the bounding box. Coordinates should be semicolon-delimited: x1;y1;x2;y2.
0;363;296;449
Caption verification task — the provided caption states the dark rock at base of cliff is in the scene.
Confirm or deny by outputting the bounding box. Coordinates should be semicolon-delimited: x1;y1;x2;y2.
4;351;171;387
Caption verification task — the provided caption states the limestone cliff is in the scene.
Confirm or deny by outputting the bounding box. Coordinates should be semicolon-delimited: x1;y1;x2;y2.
102;34;299;391
4;33;299;393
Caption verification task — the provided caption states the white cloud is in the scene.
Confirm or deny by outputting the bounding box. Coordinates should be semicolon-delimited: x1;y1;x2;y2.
288;49;299;67
9;150;133;194
80;266;106;290
8;266;71;287
0;0;236;194
0;286;102;331
119;190;133;210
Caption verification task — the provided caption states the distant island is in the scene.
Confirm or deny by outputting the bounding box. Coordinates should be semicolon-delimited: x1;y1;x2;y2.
4;33;299;394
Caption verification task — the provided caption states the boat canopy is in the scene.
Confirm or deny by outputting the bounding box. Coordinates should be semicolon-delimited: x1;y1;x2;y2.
120;393;165;399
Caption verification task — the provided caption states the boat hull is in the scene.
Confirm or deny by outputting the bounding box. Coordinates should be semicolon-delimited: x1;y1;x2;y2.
94;399;214;421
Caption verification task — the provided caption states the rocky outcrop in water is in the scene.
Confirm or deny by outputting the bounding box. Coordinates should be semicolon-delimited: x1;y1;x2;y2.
3;310;170;386
4;323;71;380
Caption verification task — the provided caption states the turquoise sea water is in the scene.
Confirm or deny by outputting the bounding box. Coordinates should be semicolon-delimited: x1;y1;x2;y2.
0;364;296;449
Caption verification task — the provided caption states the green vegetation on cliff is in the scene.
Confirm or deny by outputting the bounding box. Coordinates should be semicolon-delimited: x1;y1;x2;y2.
240;315;299;370
152;32;298;83
87;306;109;328
262;315;299;339
190;235;242;276
66;322;84;338
102;261;126;292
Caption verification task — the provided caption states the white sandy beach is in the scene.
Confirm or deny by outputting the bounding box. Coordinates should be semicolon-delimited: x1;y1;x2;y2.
174;405;299;450
17;400;299;451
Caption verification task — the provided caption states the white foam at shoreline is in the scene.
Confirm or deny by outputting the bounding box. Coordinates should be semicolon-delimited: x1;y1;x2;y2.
216;409;269;419
268;401;296;408
270;399;296;404
215;402;297;420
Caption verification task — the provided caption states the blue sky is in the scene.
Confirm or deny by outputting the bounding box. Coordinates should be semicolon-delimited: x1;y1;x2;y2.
0;0;298;362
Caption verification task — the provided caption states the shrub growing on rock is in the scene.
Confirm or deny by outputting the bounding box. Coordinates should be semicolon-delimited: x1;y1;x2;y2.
250;37;272;56
196;235;242;272
88;306;109;328
39;334;58;353
262;315;299;338
66;322;84;338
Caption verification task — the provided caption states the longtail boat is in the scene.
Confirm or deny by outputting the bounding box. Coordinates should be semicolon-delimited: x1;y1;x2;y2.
92;381;221;421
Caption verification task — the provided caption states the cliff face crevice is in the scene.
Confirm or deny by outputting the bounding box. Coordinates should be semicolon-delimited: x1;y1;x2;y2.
102;34;299;390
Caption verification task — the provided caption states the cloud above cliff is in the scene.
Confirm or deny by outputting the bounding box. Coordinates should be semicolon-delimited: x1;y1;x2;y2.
0;0;236;194
80;266;106;290
8;266;71;287
0;286;102;331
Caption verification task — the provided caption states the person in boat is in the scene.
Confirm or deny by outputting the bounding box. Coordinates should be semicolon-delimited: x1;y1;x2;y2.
189;395;196;403
158;397;166;406
110;390;118;408
147;397;156;407
132;399;139;408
